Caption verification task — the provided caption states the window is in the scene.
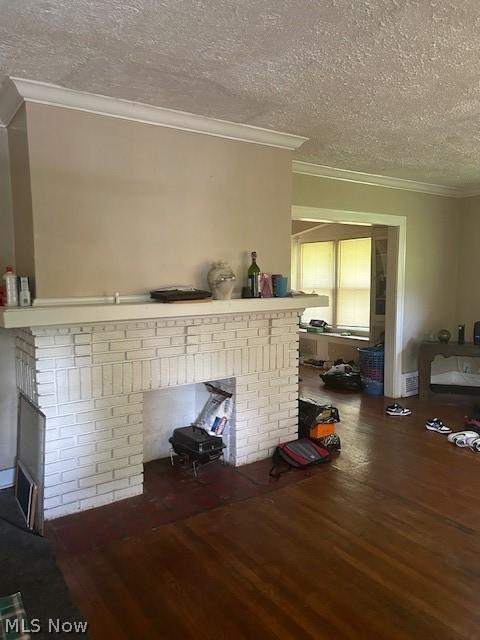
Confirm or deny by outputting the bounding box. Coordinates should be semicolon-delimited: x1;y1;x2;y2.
299;237;372;331
299;241;334;325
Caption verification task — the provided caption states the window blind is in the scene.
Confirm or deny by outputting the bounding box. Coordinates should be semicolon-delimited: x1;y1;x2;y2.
336;237;372;329
300;241;334;325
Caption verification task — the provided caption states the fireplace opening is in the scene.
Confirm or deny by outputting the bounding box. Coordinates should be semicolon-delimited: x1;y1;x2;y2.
143;377;236;469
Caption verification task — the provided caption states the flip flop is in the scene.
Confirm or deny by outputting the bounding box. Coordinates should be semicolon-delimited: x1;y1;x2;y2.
447;430;480;447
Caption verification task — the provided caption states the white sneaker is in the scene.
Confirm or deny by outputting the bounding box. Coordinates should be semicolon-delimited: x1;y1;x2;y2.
425;418;452;434
386;403;411;416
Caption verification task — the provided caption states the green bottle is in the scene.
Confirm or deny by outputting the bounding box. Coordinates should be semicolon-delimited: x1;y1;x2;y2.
248;251;261;298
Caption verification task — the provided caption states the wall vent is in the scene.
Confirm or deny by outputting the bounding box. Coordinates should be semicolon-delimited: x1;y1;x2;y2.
402;371;419;397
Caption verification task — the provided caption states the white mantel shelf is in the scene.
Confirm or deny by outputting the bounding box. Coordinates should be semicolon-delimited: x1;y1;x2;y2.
0;296;327;329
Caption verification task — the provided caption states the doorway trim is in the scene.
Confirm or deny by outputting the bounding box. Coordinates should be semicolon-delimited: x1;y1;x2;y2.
292;206;406;399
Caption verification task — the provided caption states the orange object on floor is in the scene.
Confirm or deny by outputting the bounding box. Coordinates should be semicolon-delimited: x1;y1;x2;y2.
309;422;336;438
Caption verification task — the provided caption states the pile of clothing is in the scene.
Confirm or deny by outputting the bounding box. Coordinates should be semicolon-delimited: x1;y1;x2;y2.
320;360;362;391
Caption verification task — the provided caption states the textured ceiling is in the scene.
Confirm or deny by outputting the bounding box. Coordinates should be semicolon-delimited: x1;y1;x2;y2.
1;0;480;188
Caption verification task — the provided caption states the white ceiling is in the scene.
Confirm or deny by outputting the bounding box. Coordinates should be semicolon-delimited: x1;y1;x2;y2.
1;0;480;189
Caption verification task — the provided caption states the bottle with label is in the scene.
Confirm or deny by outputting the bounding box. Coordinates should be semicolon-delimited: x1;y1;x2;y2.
2;266;18;307
248;251;261;298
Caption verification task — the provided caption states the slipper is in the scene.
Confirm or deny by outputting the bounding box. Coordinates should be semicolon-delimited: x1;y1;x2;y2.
447;430;480;447
386;403;412;416
425;418;452;434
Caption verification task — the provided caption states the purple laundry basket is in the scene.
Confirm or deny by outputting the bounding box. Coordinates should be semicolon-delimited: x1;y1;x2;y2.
358;346;385;396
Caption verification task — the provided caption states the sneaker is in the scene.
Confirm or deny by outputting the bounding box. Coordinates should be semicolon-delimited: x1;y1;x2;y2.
386;403;411;416
425;418;452;434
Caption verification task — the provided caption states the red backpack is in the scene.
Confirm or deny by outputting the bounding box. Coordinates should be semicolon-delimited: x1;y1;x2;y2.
270;438;331;478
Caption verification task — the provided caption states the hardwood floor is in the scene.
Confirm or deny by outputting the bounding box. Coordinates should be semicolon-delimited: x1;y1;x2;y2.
50;367;480;639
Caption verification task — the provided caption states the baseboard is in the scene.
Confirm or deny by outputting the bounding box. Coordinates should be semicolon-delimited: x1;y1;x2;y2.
0;467;15;489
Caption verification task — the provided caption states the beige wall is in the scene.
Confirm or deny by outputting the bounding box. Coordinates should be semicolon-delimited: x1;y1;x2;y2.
21;103;293;298
7;106;35;281
458;196;480;338
0;126;18;473
293;173;461;372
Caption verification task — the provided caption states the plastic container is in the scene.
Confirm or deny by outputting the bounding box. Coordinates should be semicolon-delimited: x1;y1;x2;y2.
2;266;18;307
358;345;385;396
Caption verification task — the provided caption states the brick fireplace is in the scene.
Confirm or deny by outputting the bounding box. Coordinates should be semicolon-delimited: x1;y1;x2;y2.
14;306;304;520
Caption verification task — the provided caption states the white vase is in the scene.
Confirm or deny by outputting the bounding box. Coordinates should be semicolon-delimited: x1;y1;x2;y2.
207;261;236;300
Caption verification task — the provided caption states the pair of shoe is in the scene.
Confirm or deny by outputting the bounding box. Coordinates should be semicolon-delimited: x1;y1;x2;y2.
386;403;411;417
425;417;452;434
448;430;480;451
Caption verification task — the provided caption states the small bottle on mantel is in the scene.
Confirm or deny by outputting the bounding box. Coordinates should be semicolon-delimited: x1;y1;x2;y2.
248;251;261;298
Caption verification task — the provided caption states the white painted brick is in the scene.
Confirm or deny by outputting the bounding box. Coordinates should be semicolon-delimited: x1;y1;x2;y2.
95;415;128;430
129;453;143;465
59;443;96;460
225;338;248;349
187;323;224;335
236;328;259;338
129;474;143;486
97;457;128;473
142;337;171;348
62;465;97;482
74;333;92;345
126;348;156;360
76;407;112;423
279;417;298;429
156;346;185;357
44;480;78;498
110;339;142;351
114;485;142;500
45;503;80;519
128;433;143;445
79;493;114;510
45;459;79;475
79;471;113;488
79;450;112;465
236;443;259;456
62;485;97;504
97;477;130;495
112;402;142;417
224;321;248;330
37;346;73;359
156;326;186;336
126;328;156;338
37;371;55;383
198;342;223;353
114;464;143;480
92;342;109;354
93;351;131;366
92;331;125;342
44;473;61;487
34;336;55;347
35;358;55;371
74;344;91;357
44;496;62;510
113;444;142;459
37;381;55;395
272;317;298;327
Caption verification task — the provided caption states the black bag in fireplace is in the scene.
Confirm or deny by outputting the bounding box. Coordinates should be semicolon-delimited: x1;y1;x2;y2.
169;425;225;463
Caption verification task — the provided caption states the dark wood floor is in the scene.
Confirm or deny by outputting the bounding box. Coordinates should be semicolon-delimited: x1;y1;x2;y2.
49;367;480;639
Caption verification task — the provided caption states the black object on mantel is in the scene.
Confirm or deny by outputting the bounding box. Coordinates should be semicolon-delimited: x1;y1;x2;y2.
150;289;211;303
458;324;465;344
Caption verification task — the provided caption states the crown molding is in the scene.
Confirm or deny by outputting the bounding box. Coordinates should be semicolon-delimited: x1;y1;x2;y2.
0;77;308;150
459;186;480;198
292;160;466;198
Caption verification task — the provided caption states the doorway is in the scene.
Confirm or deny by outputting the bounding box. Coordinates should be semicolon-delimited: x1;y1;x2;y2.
292;206;406;398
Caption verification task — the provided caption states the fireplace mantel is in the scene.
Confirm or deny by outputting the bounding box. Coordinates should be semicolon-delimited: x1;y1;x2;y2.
0;295;327;329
